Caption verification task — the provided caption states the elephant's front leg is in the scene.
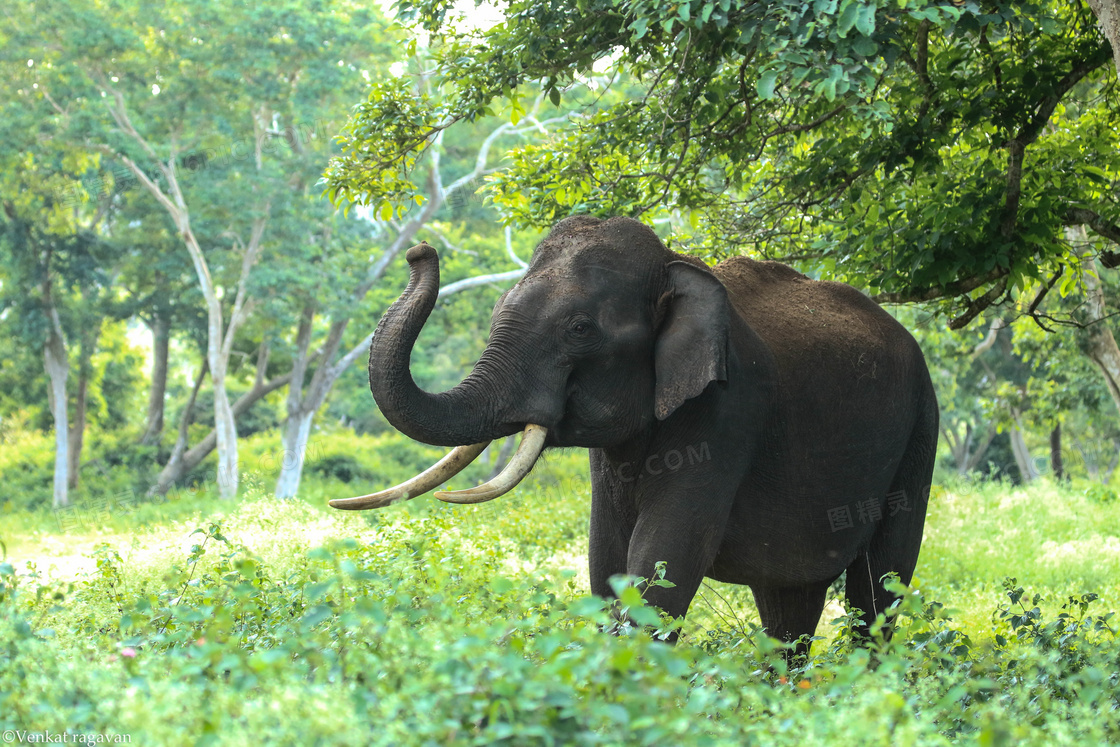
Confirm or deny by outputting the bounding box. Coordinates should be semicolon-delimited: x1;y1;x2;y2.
625;489;734;624
587;449;635;599
589;448;738;637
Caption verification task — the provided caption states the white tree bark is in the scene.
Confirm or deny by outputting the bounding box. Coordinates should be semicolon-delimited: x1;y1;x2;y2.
275;408;315;499
275;307;316;500
1082;255;1120;413
1009;409;1040;483
43;304;69;509
273;325;373;499
1068;226;1120;417
94;80;268;499
1086;0;1120;77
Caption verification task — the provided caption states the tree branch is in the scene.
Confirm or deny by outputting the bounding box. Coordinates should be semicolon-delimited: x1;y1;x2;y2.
504;225;527;268
221;205;270;362
872;266;1008;304
438;268;527;299
1000;43;1113;235
1066;207;1120;266
949;277;1009;330
329;331;375;384
971;317;1007;356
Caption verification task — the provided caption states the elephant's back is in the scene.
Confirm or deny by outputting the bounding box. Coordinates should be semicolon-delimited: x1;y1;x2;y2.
712;254;931;449
713;256;914;365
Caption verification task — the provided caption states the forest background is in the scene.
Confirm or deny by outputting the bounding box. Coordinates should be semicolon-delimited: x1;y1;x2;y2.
3;2;1120;742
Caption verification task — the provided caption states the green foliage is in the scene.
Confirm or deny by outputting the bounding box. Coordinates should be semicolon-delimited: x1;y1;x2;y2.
330;0;1119;323
3;476;1120;743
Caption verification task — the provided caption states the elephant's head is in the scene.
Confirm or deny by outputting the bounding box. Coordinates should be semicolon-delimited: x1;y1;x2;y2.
331;216;729;510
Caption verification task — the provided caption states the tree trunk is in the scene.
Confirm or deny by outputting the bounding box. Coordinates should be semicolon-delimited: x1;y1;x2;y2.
1009;409;1040;483
140;312;170;445
276;307;314;500
110;149;264;500
1081;250;1120;415
275;409;315;499
1074;439;1101;482
43;310;69;509
959;424;974;475
67;324;99;489
211;367;239;499
273;306;373;499
153;368;292;495
963;428;997;473
1107;442;1120;483
940;424;964;471
487;436;517;481
1050;423;1064;482
154;358;208;496
1086;1;1120;78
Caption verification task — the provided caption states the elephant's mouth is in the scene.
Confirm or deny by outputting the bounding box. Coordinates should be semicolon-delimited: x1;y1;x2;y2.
328;424;548;511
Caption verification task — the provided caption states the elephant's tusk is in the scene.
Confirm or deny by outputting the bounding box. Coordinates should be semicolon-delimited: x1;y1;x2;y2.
328;441;490;510
435;425;548;505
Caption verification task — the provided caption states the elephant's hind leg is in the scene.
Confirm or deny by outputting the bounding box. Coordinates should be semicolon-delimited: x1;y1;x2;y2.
845;399;936;638
751;581;832;660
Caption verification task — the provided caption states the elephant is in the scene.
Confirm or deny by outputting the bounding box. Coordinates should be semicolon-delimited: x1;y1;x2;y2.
332;215;939;653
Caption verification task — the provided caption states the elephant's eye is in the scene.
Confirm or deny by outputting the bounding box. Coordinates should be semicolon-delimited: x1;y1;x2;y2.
566;317;598;341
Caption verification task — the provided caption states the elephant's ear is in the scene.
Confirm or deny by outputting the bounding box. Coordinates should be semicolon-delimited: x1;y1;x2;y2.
653;261;730;420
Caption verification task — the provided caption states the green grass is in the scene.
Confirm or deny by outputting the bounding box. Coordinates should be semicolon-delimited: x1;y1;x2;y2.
2;434;1120;745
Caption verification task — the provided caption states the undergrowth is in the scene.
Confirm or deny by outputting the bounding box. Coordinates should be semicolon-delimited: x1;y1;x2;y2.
2;433;1120;744
2;504;1118;745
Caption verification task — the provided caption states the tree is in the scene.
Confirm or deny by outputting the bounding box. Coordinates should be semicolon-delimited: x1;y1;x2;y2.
1087;0;1120;76
328;0;1120;472
329;1;1118;329
12;0;399;498
0;215;122;505
0;33;113;505
271;55;559;499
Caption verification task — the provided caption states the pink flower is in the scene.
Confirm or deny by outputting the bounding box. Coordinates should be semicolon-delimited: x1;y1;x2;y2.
120;647;137;658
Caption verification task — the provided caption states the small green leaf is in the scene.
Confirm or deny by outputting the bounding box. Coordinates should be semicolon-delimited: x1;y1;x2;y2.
757;70;778;100
837;1;859;37
628;604;661;627
852;36;878;57
855;4;876;36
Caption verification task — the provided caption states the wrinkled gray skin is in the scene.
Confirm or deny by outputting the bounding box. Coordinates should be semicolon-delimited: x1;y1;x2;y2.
370;216;938;652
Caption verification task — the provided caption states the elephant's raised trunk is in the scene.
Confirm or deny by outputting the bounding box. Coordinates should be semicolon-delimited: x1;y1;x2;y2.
332;242;548;512
367;242;519;447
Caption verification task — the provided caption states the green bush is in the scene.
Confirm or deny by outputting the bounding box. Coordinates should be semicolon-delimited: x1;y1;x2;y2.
3;441;1120;744
0;417;54;513
2;506;1118;745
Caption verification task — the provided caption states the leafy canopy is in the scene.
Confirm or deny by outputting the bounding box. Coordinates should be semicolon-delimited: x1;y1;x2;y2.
328;0;1119;325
